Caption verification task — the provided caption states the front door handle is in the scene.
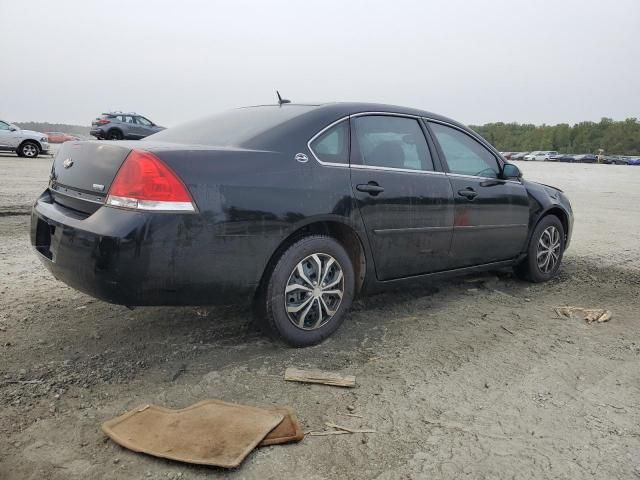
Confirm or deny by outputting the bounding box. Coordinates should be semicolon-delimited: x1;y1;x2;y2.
356;182;385;196
457;187;478;200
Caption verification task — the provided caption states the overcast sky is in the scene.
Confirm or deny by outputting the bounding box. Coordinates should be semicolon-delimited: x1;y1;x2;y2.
1;0;638;127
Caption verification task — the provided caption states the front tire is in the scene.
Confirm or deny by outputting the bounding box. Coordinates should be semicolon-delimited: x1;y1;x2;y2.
515;215;565;282
18;141;39;158
265;235;355;347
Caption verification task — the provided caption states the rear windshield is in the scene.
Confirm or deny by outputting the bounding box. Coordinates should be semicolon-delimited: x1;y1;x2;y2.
145;105;316;147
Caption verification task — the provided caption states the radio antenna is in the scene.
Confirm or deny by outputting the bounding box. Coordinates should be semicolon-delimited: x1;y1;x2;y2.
276;90;291;106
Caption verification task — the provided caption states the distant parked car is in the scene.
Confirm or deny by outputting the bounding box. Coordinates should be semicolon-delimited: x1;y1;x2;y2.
499;152;515;160
511;152;529;160
557;154;578;163
524;151;558;161
602;155;633;165
608;156;637;165
46;132;80;144
90;112;165;140
0;120;50;158
572;154;597;163
548;153;564;162
627;157;640;166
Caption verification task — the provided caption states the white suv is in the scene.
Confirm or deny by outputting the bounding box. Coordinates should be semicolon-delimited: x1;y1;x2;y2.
0;120;50;158
523;151;558;161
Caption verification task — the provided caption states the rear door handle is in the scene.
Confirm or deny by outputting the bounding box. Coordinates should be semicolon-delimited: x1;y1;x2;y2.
457;188;478;200
356;182;385;196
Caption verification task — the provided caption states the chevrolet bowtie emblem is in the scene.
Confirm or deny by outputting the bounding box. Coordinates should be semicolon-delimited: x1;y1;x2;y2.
63;158;74;169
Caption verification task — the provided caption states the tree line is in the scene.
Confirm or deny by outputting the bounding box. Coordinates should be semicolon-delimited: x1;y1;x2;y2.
15;122;91;137
471;118;640;155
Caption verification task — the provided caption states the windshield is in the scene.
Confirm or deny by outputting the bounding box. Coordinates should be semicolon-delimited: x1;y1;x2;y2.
146;105;317;147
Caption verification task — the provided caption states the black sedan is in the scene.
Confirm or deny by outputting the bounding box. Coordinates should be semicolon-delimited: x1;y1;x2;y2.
557;154;578;163
572;154;597;163
31;103;573;346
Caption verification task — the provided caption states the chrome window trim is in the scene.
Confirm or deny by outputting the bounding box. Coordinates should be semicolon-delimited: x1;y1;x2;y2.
307;111;439;173
424;117;499;155
307;111;522;183
350;111;422;119
446;172;522;184
306;116;351;167
424;117;523;184
350;164;446;176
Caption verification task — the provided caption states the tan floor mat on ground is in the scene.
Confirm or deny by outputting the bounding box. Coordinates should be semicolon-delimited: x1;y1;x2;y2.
259;406;304;446
102;400;297;468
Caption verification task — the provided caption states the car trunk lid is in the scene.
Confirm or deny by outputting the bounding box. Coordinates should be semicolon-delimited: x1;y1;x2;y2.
49;141;133;214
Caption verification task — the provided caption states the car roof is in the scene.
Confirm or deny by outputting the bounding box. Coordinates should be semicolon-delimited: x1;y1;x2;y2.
239;102;466;128
147;101;490;152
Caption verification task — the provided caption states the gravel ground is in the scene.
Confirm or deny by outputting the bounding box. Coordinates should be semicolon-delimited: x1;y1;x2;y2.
1;151;639;480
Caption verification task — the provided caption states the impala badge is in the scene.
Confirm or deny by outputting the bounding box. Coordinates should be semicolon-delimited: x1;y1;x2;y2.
294;153;309;163
92;183;105;192
63;158;74;169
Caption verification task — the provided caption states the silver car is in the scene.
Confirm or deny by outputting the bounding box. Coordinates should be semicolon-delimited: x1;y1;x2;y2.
0;120;50;158
90;112;165;140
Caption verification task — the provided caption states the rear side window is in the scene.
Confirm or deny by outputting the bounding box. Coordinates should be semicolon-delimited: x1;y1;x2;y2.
352;116;434;171
309;120;349;164
429;122;500;178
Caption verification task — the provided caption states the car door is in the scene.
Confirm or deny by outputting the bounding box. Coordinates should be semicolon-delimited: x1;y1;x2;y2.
0;121;12;150
134;116;156;137
427;120;529;268
119;115;138;138
348;114;454;280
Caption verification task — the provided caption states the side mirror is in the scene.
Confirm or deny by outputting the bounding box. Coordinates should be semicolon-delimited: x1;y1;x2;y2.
502;163;522;180
9;127;17;132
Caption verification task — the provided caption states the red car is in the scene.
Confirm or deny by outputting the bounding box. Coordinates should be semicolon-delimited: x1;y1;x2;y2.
45;132;80;144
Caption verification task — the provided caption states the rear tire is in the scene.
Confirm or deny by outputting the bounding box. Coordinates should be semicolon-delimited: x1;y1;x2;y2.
107;129;123;140
514;215;565;282
265;235;354;347
18;141;39;158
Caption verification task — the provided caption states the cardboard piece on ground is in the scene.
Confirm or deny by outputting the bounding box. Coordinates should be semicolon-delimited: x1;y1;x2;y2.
102;400;285;468
554;306;612;323
259;407;305;446
284;367;356;387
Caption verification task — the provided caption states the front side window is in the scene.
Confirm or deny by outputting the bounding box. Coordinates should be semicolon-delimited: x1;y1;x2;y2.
352;116;434;171
309;120;349;164
429;122;500;178
0;121;10;131
136;116;152;126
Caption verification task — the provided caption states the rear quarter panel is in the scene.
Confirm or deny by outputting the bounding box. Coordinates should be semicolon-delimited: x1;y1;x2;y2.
154;147;359;294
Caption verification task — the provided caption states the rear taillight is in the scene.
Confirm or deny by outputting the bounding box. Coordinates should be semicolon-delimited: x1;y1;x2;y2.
96;119;111;126
106;149;196;212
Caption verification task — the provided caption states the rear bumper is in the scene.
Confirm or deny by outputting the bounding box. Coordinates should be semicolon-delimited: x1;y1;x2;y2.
30;191;257;306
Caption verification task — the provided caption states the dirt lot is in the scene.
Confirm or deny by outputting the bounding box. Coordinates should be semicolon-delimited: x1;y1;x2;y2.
1;151;639;479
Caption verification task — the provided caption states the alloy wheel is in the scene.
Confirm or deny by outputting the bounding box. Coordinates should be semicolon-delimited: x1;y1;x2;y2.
536;226;561;273
284;253;344;330
23;144;38;157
